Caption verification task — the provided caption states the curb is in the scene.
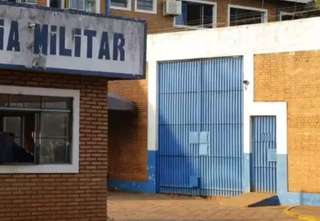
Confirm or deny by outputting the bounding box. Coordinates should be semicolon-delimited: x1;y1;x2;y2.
283;207;320;221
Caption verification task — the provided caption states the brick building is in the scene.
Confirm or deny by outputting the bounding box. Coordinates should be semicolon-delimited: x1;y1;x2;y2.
0;3;146;220
10;0;313;195
108;6;320;207
107;0;316;195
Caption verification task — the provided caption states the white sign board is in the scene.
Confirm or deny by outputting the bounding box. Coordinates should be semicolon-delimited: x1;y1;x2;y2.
0;3;147;79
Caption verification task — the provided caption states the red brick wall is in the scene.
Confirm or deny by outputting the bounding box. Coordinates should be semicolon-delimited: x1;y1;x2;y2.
255;51;320;193
0;70;108;221
108;78;148;182
111;0;299;34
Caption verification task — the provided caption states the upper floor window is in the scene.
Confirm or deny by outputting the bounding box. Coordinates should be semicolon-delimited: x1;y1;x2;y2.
135;0;156;14
228;5;268;26
48;0;99;13
174;0;217;29
0;86;79;174
279;11;300;21
7;0;37;4
110;0;131;10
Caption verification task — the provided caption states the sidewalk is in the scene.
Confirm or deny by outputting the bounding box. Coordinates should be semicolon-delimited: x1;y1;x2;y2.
284;206;320;221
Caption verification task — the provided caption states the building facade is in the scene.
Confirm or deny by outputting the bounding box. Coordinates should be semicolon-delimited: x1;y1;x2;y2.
108;15;320;207
0;3;146;220
107;0;316;196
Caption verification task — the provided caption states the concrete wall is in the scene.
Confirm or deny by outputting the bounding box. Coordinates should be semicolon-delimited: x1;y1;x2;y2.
0;71;108;220
143;17;320;206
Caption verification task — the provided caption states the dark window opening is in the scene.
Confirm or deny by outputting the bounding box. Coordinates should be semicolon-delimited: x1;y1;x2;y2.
280;13;301;21
229;7;265;26
0;94;72;165
111;0;128;8
176;1;214;28
137;0;153;11
50;0;62;8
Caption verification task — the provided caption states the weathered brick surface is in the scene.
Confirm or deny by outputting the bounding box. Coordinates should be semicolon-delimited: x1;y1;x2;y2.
0;70;108;220
255;51;320;193
110;0;299;34
108;77;148;182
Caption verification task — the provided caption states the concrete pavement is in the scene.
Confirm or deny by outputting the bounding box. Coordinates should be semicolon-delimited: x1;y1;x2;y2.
107;192;297;221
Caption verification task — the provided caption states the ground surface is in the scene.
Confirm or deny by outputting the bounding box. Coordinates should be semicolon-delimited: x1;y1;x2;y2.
289;206;320;219
107;192;298;221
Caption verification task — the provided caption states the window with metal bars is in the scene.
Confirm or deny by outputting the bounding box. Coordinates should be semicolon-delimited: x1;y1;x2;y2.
136;0;154;12
49;0;97;13
175;1;216;29
229;6;267;26
111;0;130;9
0;94;72;165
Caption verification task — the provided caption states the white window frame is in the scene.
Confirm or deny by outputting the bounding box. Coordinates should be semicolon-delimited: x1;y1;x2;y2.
110;0;131;11
227;4;268;27
279;11;295;21
46;0;101;13
0;85;80;174
173;0;217;30
134;0;157;14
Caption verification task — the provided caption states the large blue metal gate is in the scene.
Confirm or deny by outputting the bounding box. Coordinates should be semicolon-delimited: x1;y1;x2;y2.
251;116;277;193
158;57;243;197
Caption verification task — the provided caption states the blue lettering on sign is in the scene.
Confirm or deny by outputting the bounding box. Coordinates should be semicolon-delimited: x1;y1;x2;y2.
83;29;96;59
59;26;72;57
98;32;110;60
113;33;125;61
7;21;20;52
0;20;127;61
34;24;48;55
74;28;81;57
50;25;57;55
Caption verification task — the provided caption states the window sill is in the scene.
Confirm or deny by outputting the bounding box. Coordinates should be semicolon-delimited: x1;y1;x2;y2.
0;164;79;174
134;8;157;14
110;6;131;11
174;24;214;30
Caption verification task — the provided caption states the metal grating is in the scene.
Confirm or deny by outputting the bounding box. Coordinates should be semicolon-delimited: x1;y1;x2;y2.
200;58;243;197
158;57;243;197
251;116;277;193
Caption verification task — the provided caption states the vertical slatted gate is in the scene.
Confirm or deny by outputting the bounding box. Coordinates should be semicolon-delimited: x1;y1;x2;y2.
200;58;243;197
158;60;201;195
158;57;243;197
251;116;277;193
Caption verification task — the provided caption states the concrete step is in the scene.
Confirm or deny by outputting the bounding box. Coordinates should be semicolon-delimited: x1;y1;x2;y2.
219;193;279;207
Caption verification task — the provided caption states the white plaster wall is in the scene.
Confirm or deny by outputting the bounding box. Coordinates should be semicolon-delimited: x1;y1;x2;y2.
147;17;320;154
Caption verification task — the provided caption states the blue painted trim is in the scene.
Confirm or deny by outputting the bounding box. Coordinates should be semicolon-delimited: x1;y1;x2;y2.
0;64;145;79
277;154;320;207
245;152;320;206
107;151;156;193
0;2;147;80
243;153;250;193
106;0;111;15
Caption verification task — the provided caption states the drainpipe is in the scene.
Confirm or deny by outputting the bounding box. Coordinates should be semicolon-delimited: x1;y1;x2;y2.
106;0;110;15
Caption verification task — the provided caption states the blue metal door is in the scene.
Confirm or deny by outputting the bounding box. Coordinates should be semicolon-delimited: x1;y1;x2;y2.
200;58;243;197
251;117;277;193
158;60;201;195
158;57;243;197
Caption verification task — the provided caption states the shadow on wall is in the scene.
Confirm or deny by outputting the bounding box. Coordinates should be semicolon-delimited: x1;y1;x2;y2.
108;79;148;184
